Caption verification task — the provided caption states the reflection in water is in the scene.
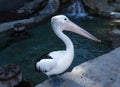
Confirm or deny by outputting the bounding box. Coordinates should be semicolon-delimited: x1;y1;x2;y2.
0;16;112;85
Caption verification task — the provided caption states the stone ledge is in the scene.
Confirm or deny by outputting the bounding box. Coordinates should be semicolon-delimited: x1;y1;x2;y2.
36;47;120;87
112;19;120;27
0;14;50;33
110;12;120;19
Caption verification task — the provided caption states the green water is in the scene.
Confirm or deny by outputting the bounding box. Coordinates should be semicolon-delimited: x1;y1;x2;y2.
0;16;112;85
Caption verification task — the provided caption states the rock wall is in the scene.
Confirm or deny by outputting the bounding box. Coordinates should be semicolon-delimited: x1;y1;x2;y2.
39;0;59;14
109;12;120;48
82;0;120;17
0;0;26;12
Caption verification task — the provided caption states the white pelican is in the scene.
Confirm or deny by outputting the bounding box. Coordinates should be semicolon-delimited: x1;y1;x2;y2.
35;15;100;77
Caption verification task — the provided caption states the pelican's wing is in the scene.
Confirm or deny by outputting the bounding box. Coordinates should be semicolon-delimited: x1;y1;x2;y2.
36;59;57;72
49;50;66;60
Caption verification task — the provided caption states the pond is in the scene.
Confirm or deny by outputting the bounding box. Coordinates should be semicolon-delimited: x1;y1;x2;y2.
0;16;113;86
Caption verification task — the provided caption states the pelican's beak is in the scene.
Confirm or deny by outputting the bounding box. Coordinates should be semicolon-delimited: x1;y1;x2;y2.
62;21;101;42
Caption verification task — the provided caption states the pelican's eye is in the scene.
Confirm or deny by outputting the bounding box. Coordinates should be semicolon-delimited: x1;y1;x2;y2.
64;18;67;20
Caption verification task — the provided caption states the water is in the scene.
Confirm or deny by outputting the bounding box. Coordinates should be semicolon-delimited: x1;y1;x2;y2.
0;16;112;86
67;0;87;18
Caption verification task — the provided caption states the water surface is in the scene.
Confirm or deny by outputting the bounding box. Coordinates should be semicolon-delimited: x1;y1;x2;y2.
0;16;112;85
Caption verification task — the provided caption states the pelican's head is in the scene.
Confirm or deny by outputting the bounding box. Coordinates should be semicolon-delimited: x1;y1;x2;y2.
51;15;69;30
51;15;101;42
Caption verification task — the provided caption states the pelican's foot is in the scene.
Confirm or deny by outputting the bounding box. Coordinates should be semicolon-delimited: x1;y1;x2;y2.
49;77;64;87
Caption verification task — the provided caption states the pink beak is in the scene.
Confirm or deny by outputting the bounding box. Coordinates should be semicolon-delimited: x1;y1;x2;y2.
62;21;101;42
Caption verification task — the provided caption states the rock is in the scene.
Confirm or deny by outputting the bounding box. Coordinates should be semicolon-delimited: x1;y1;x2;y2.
0;64;33;87
111;19;120;27
59;0;73;10
17;0;47;14
35;47;120;87
82;0;120;17
39;0;60;14
0;0;48;23
0;12;52;33
0;17;34;32
112;38;120;48
0;10;31;23
110;12;120;19
0;0;60;32
15;80;32;87
109;29;120;48
0;64;22;87
110;29;120;36
110;13;120;48
13;23;26;32
0;0;26;12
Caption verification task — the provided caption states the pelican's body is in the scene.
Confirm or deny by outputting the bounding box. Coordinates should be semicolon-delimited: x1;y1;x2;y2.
36;15;100;76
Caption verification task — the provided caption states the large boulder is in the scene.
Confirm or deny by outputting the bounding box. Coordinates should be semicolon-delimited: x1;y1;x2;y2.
109;29;120;48
82;0;120;17
17;0;47;14
111;19;120;27
109;18;120;48
0;0;26;12
110;12;120;19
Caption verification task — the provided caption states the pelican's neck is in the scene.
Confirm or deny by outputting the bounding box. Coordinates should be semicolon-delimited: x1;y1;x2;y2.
54;29;74;54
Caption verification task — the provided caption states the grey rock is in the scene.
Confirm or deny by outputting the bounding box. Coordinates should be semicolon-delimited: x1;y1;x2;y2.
0;13;50;32
0;17;34;32
82;0;120;17
110;12;120;19
109;29;120;48
110;29;120;36
111;20;120;27
17;0;45;14
0;0;26;11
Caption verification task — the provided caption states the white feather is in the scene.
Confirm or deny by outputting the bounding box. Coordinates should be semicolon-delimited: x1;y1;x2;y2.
49;51;66;60
36;59;57;72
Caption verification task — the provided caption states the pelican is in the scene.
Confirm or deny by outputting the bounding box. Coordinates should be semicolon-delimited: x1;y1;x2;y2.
35;15;100;77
